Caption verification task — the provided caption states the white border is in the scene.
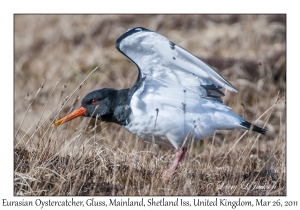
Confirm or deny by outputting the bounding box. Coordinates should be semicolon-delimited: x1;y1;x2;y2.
2;0;298;209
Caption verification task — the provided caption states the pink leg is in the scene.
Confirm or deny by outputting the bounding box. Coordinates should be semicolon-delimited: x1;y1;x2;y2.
163;147;187;179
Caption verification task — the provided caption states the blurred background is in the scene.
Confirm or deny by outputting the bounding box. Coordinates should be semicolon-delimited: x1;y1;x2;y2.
13;14;286;196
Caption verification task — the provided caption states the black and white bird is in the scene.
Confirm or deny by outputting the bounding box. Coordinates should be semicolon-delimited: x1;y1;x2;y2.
54;27;266;177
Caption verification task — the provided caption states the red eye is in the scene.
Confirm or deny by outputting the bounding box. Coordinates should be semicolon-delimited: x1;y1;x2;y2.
91;99;98;104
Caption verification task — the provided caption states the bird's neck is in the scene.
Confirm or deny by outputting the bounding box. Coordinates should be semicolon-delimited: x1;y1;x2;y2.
110;76;145;125
105;75;145;125
108;88;132;126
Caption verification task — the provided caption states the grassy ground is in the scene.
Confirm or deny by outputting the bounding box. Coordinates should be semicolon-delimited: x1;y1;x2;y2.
14;14;286;196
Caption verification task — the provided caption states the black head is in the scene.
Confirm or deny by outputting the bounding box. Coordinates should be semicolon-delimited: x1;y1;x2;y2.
81;88;118;121
53;88;118;126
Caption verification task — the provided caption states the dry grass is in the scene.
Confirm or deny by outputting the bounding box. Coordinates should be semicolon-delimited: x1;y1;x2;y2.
14;14;286;196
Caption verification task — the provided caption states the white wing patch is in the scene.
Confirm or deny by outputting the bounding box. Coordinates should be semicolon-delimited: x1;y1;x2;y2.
117;28;237;96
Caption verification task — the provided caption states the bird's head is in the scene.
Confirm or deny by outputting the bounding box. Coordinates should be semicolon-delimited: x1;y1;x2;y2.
53;88;117;126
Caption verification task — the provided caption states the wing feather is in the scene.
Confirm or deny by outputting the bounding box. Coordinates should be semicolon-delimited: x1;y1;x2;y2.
116;27;237;103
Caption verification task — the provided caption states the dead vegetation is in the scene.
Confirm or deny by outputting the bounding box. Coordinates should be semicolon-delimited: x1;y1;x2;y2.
14;14;286;196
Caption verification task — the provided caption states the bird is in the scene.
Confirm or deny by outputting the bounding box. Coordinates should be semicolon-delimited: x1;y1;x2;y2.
53;27;266;178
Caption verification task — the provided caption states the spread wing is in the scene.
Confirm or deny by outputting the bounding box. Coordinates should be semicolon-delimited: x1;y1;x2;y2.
116;27;237;104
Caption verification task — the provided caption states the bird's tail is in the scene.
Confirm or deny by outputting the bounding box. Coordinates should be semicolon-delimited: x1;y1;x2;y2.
240;121;266;134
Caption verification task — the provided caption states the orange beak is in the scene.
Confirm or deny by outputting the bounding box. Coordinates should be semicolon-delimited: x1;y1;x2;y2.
52;107;86;126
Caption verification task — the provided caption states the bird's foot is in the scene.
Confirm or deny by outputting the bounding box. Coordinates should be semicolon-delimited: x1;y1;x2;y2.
162;147;187;180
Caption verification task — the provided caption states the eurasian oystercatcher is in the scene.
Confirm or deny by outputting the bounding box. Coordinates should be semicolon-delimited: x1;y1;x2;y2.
53;27;266;177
